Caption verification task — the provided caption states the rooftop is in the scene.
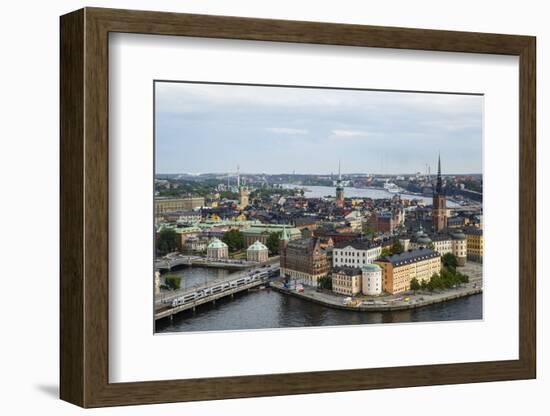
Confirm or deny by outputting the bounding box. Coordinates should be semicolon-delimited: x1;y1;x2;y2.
334;239;381;250
207;238;228;249
362;263;382;272
377;248;440;267
247;240;268;251
333;266;362;276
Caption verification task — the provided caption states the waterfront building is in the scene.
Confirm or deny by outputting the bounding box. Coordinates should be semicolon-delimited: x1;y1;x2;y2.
247;240;269;263
242;223;301;246
335;160;345;208
375;248;441;294
332;266;362;296
332;240;382;268
206;237;229;259
432;154;448;232
362;263;383;295
154;196;205;220
280;237;329;287
464;227;483;263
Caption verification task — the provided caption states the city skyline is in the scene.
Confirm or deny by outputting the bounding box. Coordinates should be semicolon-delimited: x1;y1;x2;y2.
155;81;483;175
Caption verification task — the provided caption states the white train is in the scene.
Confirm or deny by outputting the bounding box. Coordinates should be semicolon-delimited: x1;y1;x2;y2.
170;270;271;308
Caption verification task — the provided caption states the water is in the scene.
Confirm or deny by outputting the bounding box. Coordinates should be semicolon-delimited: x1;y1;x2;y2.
282;184;460;207
155;288;482;333
160;266;233;291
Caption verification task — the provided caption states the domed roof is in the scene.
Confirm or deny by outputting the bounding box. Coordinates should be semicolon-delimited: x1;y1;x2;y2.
414;224;431;244
415;225;427;238
207;237;228;249
362;263;381;273
417;235;432;244
247;240;268;251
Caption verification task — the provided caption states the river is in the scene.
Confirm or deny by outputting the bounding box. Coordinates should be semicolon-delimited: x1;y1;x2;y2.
282;184;460;207
155;283;482;333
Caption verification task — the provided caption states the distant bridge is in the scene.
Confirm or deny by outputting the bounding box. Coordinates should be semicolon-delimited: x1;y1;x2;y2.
155;255;259;272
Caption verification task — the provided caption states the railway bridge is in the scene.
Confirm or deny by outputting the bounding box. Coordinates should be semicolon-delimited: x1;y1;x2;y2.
155;265;280;321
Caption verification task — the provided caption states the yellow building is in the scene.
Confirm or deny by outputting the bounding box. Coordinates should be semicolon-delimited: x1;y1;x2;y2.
239;186;250;209
332;267;362;296
375;248;441;294
234;212;247;221
464;227;483;263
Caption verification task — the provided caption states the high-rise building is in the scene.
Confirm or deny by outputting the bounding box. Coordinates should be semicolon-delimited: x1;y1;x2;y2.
335;160;345;207
432;154;448;232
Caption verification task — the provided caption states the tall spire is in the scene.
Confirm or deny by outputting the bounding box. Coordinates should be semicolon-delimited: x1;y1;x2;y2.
281;225;289;241
435;153;443;194
338;159;341;180
237;164;240;188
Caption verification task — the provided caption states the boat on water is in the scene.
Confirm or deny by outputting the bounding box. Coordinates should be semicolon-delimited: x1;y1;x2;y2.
383;182;401;193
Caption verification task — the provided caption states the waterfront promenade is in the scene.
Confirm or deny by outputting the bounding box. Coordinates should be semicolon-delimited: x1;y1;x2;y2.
272;261;483;313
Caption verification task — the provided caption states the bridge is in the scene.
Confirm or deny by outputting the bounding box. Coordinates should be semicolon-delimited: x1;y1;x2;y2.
155;255;265;272
155;264;280;321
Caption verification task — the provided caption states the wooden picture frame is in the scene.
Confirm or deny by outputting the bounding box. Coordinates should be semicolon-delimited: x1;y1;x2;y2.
60;7;536;408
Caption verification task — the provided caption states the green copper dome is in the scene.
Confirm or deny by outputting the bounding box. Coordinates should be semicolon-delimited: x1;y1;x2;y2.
362;263;381;273
208;237;228;249
247;240;268;251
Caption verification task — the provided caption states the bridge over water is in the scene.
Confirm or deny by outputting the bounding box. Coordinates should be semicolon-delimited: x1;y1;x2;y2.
155;264;280;321
155;255;259;272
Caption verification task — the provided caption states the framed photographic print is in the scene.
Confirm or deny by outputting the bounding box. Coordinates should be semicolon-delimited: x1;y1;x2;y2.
60;7;536;408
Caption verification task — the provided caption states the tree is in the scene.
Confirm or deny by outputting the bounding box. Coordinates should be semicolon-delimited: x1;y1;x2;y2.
162;274;181;291
426;242;435;250
157;228;178;255
410;277;420;291
420;279;428;290
442;253;458;270
222;229;245;252
381;247;391;257
266;231;282;255
391;239;404;255
318;275;332;290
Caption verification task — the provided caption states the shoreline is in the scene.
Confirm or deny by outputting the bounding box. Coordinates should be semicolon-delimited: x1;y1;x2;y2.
270;282;482;312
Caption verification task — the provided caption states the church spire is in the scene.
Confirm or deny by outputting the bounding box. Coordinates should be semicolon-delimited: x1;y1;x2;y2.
435;153;443;194
281;225;289;241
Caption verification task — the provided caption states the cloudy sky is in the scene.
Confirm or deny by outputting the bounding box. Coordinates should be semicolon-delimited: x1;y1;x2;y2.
155;81;483;175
